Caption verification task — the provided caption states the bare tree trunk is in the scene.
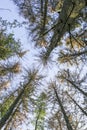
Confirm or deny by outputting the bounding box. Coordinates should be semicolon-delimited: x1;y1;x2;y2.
41;0;44;16
35;105;42;130
65;78;87;96
57;114;62;130
67;92;87;116
53;85;73;130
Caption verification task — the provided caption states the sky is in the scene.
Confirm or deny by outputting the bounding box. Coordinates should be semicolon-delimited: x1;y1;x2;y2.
0;0;25;38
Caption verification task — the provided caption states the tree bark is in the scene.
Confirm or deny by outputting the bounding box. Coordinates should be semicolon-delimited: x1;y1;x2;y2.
46;0;86;56
53;85;73;130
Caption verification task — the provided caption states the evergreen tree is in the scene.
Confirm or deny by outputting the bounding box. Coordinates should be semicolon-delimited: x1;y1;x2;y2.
0;0;87;129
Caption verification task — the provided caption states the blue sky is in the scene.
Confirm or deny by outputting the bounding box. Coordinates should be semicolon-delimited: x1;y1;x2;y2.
0;0;27;46
0;0;25;22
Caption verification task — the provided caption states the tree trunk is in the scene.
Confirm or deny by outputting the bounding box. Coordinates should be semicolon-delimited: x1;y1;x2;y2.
65;78;87;96
53;86;73;130
0;81;30;129
67;93;87;116
46;0;85;56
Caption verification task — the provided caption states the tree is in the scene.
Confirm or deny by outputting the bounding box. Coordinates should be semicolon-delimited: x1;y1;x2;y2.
0;0;87;129
48;81;73;130
0;68;43;129
0;17;29;129
32;92;47;130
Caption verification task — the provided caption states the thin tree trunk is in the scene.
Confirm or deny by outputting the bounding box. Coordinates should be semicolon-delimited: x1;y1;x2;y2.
41;0;43;16
53;86;73;130
41;0;48;34
65;78;87;96
35;112;40;130
35;105;42;130
67;93;87;116
57;114;62;130
0;81;30;129
0;88;24;129
43;0;48;30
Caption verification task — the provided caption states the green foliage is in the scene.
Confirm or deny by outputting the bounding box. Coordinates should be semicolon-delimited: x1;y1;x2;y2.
31;92;47;130
0;95;15;118
0;17;27;60
0;31;20;60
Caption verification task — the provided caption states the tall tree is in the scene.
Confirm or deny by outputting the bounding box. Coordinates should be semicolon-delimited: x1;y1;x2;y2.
1;0;87;129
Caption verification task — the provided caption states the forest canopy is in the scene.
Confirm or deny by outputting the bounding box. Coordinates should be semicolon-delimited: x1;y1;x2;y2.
0;0;87;130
